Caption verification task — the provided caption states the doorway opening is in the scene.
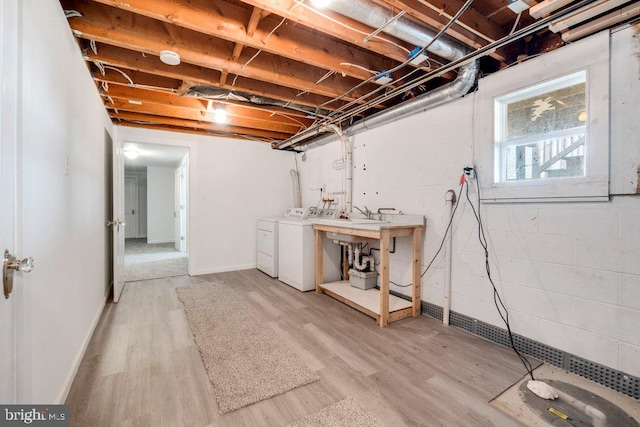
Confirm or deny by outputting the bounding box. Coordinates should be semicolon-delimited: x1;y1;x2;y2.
122;142;190;282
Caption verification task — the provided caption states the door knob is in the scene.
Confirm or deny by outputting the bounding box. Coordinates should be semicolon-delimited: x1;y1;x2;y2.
3;249;34;299
107;219;125;232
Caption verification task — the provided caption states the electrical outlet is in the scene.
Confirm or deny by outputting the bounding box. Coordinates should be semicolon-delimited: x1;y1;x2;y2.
463;166;475;179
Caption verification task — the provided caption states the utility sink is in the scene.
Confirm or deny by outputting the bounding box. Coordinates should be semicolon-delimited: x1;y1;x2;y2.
325;232;374;244
313;218;388;227
313;218;388;244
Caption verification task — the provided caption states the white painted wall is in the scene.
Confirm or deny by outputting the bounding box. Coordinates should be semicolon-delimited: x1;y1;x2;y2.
298;27;640;378
116;126;296;274
20;0;113;402
147;167;175;243
124;170;148;237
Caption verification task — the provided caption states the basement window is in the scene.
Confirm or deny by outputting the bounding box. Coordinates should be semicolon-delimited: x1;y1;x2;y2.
494;71;587;183
476;31;610;203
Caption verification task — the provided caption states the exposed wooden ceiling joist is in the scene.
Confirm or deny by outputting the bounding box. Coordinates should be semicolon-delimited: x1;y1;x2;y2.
95;71;315;120
106;98;302;135
58;0;569;142
102;85;314;130
65;0;387;104
84;43;348;111
110;110;291;140
116;121;273;141
90;0;400;82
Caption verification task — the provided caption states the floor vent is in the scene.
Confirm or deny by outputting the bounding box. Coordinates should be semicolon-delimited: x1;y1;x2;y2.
421;302;639;401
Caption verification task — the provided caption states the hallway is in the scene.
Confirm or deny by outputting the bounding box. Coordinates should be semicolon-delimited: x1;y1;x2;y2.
124;238;187;282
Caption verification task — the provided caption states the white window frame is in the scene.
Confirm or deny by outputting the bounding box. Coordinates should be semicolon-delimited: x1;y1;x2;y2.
494;71;587;184
474;31;610;203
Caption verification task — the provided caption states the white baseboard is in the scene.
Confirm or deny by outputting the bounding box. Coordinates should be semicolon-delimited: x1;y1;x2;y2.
193;263;257;276
147;239;175;244
56;294;108;404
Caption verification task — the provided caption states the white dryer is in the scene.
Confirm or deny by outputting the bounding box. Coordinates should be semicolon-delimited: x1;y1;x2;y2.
278;209;342;292
257;208;313;278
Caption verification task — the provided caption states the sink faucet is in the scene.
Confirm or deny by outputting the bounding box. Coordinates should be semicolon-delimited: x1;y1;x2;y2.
353;206;372;219
376;207;398;220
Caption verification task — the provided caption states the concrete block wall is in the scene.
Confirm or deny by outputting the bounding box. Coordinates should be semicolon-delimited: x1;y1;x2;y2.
297;26;640;378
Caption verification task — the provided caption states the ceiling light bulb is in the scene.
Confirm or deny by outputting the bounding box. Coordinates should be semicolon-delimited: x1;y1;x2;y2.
213;107;227;124
124;149;139;159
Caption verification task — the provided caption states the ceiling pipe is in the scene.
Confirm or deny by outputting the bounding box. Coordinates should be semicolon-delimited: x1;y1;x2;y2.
276;0;479;150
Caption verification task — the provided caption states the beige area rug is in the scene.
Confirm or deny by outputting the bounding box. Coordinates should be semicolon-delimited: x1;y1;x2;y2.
288;397;383;427
176;282;320;414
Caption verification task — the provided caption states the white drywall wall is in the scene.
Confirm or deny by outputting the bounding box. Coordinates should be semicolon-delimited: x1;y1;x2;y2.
115;126;296;274
298;27;640;378
147;167;175;243
20;0;113;402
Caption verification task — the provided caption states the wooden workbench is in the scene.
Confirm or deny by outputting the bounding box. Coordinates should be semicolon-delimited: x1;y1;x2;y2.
313;222;424;327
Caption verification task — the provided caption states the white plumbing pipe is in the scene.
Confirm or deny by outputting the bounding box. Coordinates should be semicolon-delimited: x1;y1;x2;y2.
443;190;456;326
354;244;374;271
325;125;352;213
348;244;354;267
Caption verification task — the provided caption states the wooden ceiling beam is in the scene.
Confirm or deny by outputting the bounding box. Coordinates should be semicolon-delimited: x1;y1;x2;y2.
377;0;508;63
93;67;182;92
84;43;347;111
115;121;272;142
238;0;415;64
105;97;302;134
88;0;399;83
110;111;290;140
94;69;314;119
65;0;382;102
102;85;314;128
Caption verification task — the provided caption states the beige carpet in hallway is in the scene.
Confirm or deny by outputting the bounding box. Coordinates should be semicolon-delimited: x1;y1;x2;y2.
125;238;187;282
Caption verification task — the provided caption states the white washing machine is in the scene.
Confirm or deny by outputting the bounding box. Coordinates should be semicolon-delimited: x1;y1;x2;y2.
278;210;342;292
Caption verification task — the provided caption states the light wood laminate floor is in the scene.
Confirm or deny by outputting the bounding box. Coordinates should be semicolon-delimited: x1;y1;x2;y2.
66;269;536;426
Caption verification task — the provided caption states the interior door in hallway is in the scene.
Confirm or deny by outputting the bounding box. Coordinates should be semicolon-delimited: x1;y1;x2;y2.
0;0;21;403
174;168;181;251
124;176;138;238
111;136;125;303
0;1;18;403
179;161;187;253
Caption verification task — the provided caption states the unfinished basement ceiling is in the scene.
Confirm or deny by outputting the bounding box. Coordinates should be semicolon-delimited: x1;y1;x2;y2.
59;0;638;146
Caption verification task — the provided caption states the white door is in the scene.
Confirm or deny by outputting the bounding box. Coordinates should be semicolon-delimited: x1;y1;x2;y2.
174;168;181;251
111;137;126;302
0;0;19;402
124;176;138;238
179;162;187;253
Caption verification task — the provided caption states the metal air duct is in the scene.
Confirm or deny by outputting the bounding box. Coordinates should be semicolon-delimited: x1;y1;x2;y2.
276;0;479;150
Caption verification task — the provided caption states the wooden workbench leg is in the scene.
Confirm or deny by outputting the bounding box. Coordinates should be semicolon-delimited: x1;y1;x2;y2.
412;227;423;317
315;229;324;294
379;229;390;327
